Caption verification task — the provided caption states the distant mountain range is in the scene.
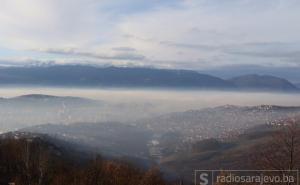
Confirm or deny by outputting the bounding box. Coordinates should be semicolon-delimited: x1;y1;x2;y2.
0;65;298;91
229;74;298;91
9;94;97;105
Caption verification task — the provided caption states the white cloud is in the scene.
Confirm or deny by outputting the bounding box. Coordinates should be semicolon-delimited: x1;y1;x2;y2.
0;0;300;69
0;0;115;49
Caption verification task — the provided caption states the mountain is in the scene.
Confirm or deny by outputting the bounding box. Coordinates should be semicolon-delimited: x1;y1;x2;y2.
198;65;300;83
229;74;299;91
9;94;98;105
0;65;298;91
0;65;233;89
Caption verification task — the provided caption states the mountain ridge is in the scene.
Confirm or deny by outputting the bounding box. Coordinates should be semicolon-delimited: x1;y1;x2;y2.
229;74;298;91
0;65;298;92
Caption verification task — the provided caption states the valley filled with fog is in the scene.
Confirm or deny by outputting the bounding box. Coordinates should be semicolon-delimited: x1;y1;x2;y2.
1;87;300;182
1;87;300;132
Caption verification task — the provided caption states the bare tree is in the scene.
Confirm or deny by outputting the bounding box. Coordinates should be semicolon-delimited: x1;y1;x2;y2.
255;119;300;170
252;119;300;185
37;145;50;185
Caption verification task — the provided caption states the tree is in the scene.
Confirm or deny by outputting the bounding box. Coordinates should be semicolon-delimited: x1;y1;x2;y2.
139;167;166;185
252;119;300;185
254;119;300;170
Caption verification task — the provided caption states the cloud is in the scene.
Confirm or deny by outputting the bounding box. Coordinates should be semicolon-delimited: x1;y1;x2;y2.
0;0;300;69
228;50;300;59
112;47;137;52
159;41;220;51
41;48;145;61
116;0;300;66
224;42;300;63
0;58;56;67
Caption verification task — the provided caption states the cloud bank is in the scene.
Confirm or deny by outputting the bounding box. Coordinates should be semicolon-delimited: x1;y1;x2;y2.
0;0;299;69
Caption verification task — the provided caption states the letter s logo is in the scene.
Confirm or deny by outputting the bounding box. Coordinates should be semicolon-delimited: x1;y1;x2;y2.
199;173;209;185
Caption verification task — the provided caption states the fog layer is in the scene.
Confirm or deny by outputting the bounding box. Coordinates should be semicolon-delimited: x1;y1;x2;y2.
1;87;300;107
1;87;300;132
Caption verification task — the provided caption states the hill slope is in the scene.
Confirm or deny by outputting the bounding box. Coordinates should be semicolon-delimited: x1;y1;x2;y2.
0;132;168;185
22;122;153;158
160;123;300;183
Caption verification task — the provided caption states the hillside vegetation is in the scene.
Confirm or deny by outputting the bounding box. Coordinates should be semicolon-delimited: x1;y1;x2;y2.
0;133;170;185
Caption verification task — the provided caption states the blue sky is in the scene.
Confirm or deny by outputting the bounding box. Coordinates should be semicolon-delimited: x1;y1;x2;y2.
0;0;300;70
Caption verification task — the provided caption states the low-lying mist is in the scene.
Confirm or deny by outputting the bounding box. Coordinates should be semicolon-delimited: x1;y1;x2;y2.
1;87;300;132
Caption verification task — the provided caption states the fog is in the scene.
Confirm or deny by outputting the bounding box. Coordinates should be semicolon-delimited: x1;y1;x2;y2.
1;87;300;132
2;87;300;108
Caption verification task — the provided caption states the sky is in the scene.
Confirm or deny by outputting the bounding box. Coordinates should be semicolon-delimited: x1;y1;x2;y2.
0;0;300;70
